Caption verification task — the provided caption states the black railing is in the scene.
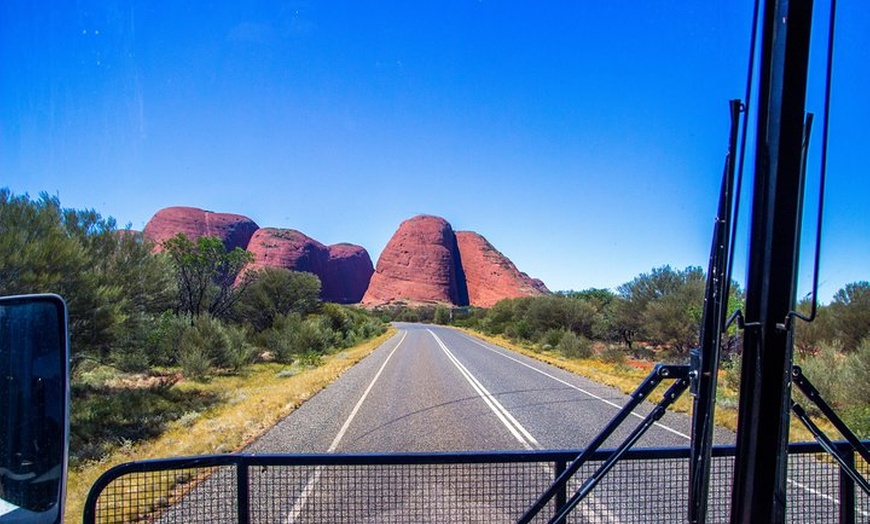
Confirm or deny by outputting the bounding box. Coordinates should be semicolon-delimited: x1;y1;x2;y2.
83;441;868;524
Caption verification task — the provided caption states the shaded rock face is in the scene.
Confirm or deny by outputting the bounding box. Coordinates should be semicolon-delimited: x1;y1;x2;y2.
245;229;373;304
324;244;375;304
143;206;259;252
362;215;469;307
456;231;550;308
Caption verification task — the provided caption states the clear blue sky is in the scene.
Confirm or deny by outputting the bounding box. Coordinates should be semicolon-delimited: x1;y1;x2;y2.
2;1;867;302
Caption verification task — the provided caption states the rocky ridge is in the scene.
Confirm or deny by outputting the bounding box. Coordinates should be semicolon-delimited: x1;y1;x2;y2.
142;207;546;307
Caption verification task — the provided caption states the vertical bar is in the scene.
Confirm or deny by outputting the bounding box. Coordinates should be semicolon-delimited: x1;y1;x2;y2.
729;0;814;523
554;460;567;524
839;448;856;524
238;461;251;524
689;99;742;524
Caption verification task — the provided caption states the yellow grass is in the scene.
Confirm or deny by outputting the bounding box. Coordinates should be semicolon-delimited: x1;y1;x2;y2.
64;328;395;523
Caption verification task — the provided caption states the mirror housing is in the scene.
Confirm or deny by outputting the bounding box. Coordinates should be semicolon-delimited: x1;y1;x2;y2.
0;295;69;524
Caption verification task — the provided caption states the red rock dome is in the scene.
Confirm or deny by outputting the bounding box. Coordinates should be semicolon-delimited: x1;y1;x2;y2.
143;206;259;252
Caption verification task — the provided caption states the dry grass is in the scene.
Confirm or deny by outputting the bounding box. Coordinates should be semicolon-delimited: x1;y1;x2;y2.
456;328;826;443
64;328;395;523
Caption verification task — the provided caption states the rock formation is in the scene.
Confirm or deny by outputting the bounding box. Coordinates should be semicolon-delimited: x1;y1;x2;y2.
244;229;373;304
245;228;329;276
323;244;375;304
456;231;551;308
143;206;259;252
142;206;544;307
362;215;468;307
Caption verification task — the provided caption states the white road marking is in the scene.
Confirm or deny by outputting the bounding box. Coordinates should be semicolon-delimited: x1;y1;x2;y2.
459;331;691;440
457;330;866;516
327;330;407;452
428;329;540;450
430;328;619;523
285;331;407;523
787;476;870;517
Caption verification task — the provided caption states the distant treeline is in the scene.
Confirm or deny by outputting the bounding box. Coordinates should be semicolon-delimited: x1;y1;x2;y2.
0;189;387;379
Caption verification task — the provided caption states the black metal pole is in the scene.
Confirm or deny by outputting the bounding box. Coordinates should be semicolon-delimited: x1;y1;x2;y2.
729;0;814;522
688;99;741;524
839;449;856;524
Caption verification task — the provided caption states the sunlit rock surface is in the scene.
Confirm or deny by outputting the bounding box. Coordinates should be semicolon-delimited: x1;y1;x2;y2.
362;215;467;307
456;231;550;308
143;206;259;252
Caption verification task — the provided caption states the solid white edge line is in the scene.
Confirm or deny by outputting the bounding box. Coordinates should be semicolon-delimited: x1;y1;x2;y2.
458;330;863;514
459;331;691;440
285;330;407;524
428;329;541;450
328;330;407;452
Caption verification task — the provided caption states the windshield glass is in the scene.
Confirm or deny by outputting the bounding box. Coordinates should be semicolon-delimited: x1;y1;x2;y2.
2;0;867;493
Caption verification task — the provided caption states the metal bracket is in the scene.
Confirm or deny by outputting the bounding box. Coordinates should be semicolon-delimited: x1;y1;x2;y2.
518;364;690;524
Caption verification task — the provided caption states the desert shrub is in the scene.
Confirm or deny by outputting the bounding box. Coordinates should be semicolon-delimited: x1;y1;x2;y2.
353;317;387;342
843;337;870;407
434;306;451;325
234;268;322;331
142;312;191;367
177;335;212;381
297;350;323;367
293;317;333;354
798;341;846;408
722;355;742;390
217;322;256;371
504;320;534;342
258;314;303;364
558;331;592;359
599;345;626;365
541;329;564;349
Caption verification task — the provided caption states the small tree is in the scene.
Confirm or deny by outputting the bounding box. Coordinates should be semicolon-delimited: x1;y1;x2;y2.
828;281;870;353
433;306;451;325
616;265;706;354
163;234;253;320
234;267;322;331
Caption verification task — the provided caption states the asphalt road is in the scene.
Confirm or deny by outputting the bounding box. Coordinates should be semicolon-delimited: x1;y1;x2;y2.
248;323;727;456
141;324;860;523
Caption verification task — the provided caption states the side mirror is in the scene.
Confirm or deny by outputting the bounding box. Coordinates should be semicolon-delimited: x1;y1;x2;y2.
0;295;69;524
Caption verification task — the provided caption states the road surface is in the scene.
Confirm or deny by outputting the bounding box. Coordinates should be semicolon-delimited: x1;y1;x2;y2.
248;323;722;455
132;324;858;523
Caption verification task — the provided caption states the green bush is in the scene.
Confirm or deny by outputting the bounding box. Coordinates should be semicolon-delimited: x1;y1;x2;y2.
541;329;564;349
293;317;333;355
258;314;303;364
434;306;451;325
558;331;592;359
218;323;256;371
843;337;870;407
177;335;212;381
798;342;846;408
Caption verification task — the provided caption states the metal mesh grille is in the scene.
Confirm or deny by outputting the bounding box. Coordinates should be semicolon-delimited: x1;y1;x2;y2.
250;463;552;523
90;465;237;524
86;446;868;523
